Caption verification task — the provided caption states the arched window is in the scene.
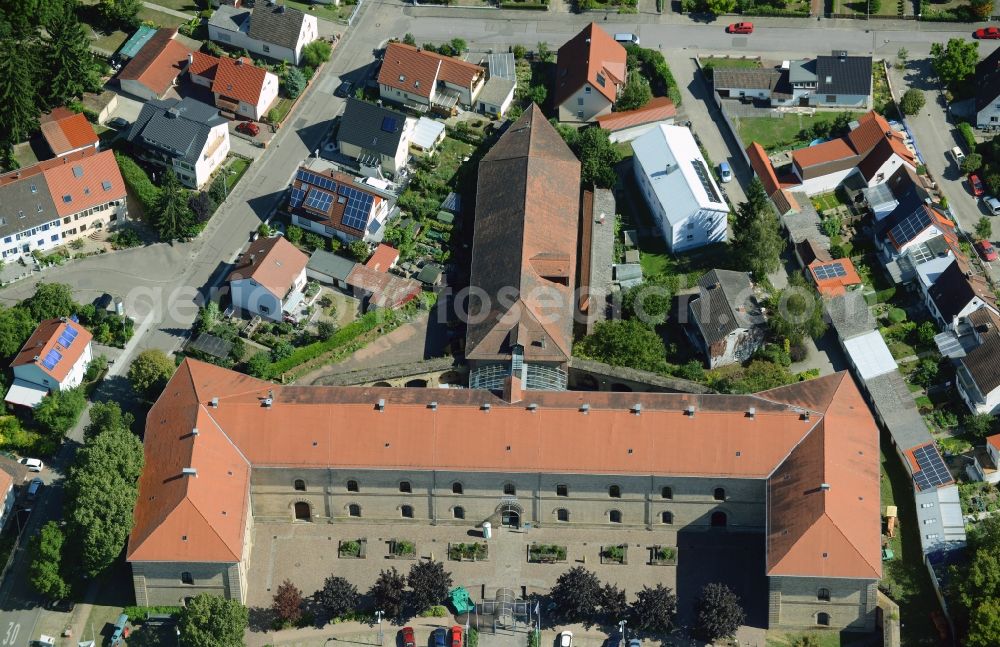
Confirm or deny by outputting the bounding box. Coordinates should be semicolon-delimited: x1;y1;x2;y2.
609;485;621;498
818;588;831;601
347;480;359;492
661;511;673;524
294;502;311;521
661;486;673;499
399;481;412;493
454;506;465;519
401;505;414;518
348;504;361;517
556;484;568;497
293;479;306;491
556;508;569;522
452;482;463;494
503;483;516;496
817;612;830;626
609;510;622;524
181;572;194;585
714;487;726;501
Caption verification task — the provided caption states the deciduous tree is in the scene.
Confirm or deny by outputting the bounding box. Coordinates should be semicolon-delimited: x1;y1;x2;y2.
128;349;176;400
617;75;652;112
34;388;86;436
178;593;249;647
621;274;672;325
970;0;994;21
574;320;668;374
99;0;143;29
537;42;553;63
22;283;77;321
0;306;37;357
768;274;827;346
733;178;783;279
369;567;406;621
629;584;677;633
601;583;628;625
964;413;997;439
29;521;69;600
704;0;736;13
301;40;332;68
574;127;621;189
407;560;452;614
273;579;304;626
976;216;992;241
899;89;925;116
315;576;359;619
548;567;603;625
84;401;135;441
694;583;745;643
930;38;979;89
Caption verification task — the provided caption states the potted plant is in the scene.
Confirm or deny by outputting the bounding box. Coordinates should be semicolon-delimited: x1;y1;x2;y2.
600;544;627;565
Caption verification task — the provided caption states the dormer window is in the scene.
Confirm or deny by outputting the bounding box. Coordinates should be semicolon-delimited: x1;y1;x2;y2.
596;73;606;87
399;74;405;82
584;86;591;94
414;80;420;88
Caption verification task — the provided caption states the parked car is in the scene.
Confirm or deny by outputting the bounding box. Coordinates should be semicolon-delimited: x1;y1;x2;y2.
970;173;985;197
111;613;130;646
236;121;260;137
614;33;640;45
986;196;1000;216
401;627;416;647
951;146;965;163
27;477;42;500
727;22;754;34
974;27;1000;39
976;240;998;262
432;628;448;647
451;626;463;647
19;457;43;472
719;161;733;183
108;116;130;129
628;640;641;647
559;631;573;647
335;80;354;98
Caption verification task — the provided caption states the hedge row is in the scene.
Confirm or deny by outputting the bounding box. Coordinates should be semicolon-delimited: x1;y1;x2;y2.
115;152;160;212
124;605;182;623
958;122;977;152
625;45;682;107
500;2;548;7
739;6;808;15
269;308;401;376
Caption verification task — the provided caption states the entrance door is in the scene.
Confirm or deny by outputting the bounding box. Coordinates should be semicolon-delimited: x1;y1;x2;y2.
500;508;520;528
294;501;311;521
711;511;727;528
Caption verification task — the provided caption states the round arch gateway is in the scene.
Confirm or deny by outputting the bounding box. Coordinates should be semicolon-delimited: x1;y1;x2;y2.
496;500;523;528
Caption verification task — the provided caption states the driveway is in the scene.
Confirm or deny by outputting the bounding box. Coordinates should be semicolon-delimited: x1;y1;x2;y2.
104;92;144;125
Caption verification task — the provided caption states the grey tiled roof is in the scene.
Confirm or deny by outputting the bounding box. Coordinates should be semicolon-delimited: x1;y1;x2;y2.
713;67;782;91
976;47;1000;114
0;177;59;240
209;5;250;32
815;54;872;96
125;97;225;164
478;77;515;107
689;269;762;346
826;291;876;341
337;98;407;159
248;4;307;51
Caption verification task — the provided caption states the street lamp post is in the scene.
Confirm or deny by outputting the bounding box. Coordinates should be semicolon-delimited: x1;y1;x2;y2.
375;610;385;646
618;619;627;646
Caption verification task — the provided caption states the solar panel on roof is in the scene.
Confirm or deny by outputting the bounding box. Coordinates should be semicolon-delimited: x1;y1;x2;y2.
690;159;722;204
889;207;932;246
64;324;78;339
41;348;63;371
339;185;375;232
912;444;953;490
813;263;848;280
57;333;74;348
304;188;334;213
381;116;397;133
289;186;306;208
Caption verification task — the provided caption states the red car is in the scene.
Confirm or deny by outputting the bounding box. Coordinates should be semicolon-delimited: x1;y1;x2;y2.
400;627;415;647
970;173;985;197
727;22;754;34
976;240;998;262
974;27;1000;39
236;121;260;136
451;626;463;647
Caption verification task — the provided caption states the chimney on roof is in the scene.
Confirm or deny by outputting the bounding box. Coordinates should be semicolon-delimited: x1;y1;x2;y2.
686;404;696;417
428;401;438;410
580;403;590;414
503;374;523;404
236;57;244;65
376;398;385;411
801;411;810;421
187;53;193;66
192;427;199;436
747;406;756;419
262;397;273;408
210;397;219;408
481;403;491;412
632;403;642;415
820;483;831;491
182;467;198;477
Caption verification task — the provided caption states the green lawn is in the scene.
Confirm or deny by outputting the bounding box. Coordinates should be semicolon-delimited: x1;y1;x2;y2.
766;630;842;647
614;141;633;159
86;26;128;54
281;0;358;22
429;137;475;187
269;97;296;125
227;157;251;188
137;6;188;28
811;191;847;213
880;441;946;647
144;0;200;13
737;111;866;154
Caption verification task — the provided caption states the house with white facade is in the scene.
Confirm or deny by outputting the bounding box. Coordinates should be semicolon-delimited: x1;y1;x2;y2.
976;47;1000;130
923;258;998;330
0;470;13;532
956;309;1000;416
714;53;872;109
124;97;230;189
287;159;392;243
632;125;729;253
5;318;94;409
228;236;309;322
207;3;319;65
686;269;766;368
188;53;279;121
377;42;485;113
117;28;193;101
336;98;410;178
554;23;627;123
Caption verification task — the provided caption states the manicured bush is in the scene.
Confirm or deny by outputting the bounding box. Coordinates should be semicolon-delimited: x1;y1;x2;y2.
268;309;401;376
958;122;977;151
115;152;160;212
888;308;907;324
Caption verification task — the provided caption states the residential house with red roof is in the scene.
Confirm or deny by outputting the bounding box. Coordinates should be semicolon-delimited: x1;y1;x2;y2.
188;53;279;121
345;264;421;311
595;96;676;143
5;318;93;409
39;108;99;158
42;149;128;244
287;159;391;243
228;236;309;322
554;23;627;123
807;258;862;297
377;42;486;113
118;28;193;101
127;358;881;635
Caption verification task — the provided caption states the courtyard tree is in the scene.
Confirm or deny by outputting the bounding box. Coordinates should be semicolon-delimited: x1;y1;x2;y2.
349;240;370;262
449;38;467;54
370;567;407;621
407;560;453;614
621;274;672;325
574;319;668;374
302;40;332;68
617;75;652;112
574;127;621;189
33;387;86;436
965;413;997;440
315;575;360;620
154;170;195;241
247;351;272;379
694;583;745;643
273;579;304;627
84;401;135;442
537;41;553;63
178;593;249;647
976;216;992;241
28;521;69;600
629;584;677;633
128;349;176;400
733;178;784;279
22;283;77;321
0;305;36;357
768;274;827;346
601;583;628;625
899;89;925;116
930;38;979;89
548;566;603;625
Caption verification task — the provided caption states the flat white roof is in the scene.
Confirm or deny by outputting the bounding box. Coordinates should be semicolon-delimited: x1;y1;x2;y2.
843;330;898;381
916;255;954;290
4;379;49;408
411;117;446;150
631;124;727;227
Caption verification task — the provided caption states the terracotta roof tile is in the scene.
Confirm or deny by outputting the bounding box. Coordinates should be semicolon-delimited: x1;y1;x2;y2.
554;23;627;106
213;56;270;106
346;265;422;309
227;236;308;299
129;360;881;580
0;148;97;187
596;97;676;132
42;150;126;218
38;108;98;156
10;318;94;383
364;244;399;272
809;258;862;297
188;51;219;80
378;42;484;100
118;28;192;98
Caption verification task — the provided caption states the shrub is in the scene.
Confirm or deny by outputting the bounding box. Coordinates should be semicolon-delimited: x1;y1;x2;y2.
887;308;907;324
109;228;141;249
301;40;332;68
286;225;303;244
284;67;306;100
624;45;682;107
900;89;925;116
958;122;977;151
115;152;160;212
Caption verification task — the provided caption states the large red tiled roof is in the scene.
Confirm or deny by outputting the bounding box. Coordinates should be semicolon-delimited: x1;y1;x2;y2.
118;28;192;98
0;148;97;187
129;359;881;581
595;97;676;132
554;23;627;107
213;56;270;106
39;108;98;157
364;243;399;272
188;51;218;79
42;150;126;218
227;236;308;300
10;318;94;383
378;42;484;100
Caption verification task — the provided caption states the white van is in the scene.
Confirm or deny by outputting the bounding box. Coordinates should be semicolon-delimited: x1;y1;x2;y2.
614;33;639;45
